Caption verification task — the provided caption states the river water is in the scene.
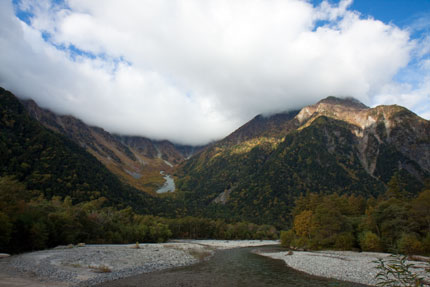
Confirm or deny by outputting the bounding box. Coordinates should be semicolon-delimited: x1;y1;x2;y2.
99;246;369;287
155;171;175;193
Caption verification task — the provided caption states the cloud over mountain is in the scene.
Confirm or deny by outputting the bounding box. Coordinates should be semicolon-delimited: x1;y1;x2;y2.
0;0;428;145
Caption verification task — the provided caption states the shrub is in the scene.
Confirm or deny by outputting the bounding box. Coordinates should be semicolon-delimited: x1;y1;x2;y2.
0;212;12;251
422;234;430;255
280;230;295;248
293;237;311;250
373;254;424;286
397;234;423;255
334;232;355;250
360;231;382;252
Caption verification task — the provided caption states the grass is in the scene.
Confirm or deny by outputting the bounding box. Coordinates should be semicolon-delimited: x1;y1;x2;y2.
131;242;140;249
88;265;112;273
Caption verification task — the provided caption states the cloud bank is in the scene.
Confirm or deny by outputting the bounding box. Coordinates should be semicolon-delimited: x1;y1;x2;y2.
0;0;428;145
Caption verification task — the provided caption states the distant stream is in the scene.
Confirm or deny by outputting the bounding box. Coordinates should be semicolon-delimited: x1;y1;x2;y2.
98;246;369;287
155;171;175;193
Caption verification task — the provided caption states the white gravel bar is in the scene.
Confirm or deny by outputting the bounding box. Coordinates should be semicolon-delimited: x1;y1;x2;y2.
0;240;278;287
258;250;430;286
178;239;279;249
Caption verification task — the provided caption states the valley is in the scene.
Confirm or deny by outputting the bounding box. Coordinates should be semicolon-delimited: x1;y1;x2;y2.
22;98;204;194
1;86;430;286
3;1;430;286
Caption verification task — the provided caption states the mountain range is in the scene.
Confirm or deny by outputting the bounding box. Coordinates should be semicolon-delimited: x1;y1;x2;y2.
175;96;430;227
1;86;429;228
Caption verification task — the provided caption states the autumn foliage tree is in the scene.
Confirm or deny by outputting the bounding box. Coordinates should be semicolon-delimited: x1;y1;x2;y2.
282;184;430;255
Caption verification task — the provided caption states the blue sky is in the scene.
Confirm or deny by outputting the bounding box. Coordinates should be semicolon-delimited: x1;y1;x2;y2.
312;0;430;28
350;0;430;28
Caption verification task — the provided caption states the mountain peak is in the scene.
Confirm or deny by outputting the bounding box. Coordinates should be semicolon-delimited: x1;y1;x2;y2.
296;96;370;125
317;96;368;110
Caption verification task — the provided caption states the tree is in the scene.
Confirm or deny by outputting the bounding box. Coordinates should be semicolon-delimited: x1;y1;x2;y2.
397;233;423;255
280;230;295;248
409;189;430;234
385;173;407;199
359;231;382;252
0;212;12;251
363;198;409;250
293;210;314;240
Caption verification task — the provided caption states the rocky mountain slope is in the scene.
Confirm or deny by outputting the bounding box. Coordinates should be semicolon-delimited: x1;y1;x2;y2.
22;99;203;193
176;96;430;227
0;87;162;213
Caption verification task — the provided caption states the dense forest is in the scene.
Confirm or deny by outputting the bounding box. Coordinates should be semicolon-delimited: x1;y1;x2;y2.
280;175;430;255
0;87;167;215
0;176;278;253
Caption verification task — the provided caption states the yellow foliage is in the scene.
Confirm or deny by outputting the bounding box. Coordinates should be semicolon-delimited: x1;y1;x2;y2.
293;210;314;239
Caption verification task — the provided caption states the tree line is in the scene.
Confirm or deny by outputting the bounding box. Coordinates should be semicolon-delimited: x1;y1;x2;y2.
0;176;278;254
281;177;430;255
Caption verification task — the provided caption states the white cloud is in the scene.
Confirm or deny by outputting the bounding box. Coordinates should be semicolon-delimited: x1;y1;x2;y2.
0;0;427;145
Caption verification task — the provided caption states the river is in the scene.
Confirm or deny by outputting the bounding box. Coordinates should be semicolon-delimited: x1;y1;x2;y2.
97;245;368;287
155;171;175;193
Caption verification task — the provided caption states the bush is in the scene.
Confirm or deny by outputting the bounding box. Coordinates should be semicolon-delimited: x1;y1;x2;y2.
280;230;295;248
360;231;382;252
334;232;355;250
0;212;12;251
293;237;311;250
422;233;430;255
397;233;423;255
373;254;425;286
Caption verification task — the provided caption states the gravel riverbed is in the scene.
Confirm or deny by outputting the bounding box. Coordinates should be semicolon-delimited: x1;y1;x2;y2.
0;240;278;287
258;250;430;286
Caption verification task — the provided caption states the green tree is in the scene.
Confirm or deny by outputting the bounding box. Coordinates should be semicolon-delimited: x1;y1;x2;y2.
397;233;423;255
0;212;12;251
409;189;430;234
385;172;407;199
334;232;355;250
359;231;382;252
363;198;409;250
280;230;295;248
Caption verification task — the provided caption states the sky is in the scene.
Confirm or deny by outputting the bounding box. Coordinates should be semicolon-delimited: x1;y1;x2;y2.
0;0;429;145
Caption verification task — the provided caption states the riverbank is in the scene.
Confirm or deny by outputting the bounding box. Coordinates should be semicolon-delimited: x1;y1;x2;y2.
257;250;430;286
0;240;278;287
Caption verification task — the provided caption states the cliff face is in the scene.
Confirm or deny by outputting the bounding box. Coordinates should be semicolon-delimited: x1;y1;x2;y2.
295;97;430;177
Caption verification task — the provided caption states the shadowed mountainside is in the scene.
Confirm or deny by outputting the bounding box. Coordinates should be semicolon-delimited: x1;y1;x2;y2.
0;87;166;214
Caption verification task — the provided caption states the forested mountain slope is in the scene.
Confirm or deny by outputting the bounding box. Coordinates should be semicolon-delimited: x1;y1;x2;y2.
0;87;163;214
176;97;430;228
22;99;204;193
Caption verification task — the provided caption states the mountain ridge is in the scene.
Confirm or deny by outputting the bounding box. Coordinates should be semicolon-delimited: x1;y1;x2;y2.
0;87;164;214
7;87;430;228
175;96;430;227
22;99;205;193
